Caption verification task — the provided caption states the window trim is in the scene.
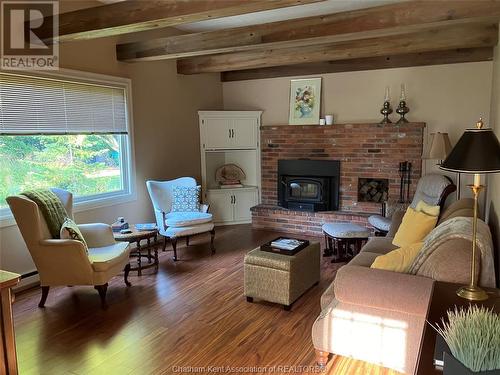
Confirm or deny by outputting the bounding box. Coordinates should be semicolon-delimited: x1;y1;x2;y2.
0;68;136;228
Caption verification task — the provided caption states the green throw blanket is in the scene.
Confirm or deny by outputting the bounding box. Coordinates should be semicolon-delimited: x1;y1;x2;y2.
22;189;68;239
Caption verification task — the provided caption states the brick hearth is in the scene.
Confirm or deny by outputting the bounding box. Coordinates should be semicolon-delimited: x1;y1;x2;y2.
253;122;425;235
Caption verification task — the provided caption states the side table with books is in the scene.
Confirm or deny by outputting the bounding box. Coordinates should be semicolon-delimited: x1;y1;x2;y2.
244;237;320;311
114;224;159;276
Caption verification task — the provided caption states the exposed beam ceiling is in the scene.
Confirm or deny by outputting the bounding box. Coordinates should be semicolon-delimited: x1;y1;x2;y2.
177;23;498;74
117;1;500;62
39;0;323;43
221;47;494;81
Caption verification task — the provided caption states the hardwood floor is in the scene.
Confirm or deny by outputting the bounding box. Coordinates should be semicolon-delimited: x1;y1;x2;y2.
13;225;401;375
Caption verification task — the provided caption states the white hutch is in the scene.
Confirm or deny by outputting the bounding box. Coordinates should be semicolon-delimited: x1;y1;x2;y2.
199;111;262;225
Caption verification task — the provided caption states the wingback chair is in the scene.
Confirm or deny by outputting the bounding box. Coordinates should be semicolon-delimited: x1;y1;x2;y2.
368;174;456;234
146;177;215;261
6;188;131;308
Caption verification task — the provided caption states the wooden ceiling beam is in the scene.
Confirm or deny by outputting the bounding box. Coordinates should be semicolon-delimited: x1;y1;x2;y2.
221;47;494;82
177;23;498;74
40;0;322;44
117;1;500;62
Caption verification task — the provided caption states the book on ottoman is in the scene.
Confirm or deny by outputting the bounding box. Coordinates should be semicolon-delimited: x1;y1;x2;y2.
260;237;310;256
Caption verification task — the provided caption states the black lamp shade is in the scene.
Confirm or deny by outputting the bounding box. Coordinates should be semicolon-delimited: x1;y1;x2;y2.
440;128;500;174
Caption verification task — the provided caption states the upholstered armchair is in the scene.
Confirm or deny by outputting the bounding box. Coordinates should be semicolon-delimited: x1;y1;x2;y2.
368;174;456;234
7;188;131;308
146;177;215;261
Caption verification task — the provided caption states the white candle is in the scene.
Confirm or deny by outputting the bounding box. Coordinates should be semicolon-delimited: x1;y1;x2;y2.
474;173;481;187
400;84;406;101
384;86;390;102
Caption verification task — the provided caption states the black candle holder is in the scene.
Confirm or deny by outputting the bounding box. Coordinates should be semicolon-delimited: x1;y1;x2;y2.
396;100;410;124
379;101;393;125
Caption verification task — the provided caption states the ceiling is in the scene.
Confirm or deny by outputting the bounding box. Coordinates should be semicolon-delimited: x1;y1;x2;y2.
175;0;402;32
96;0;402;33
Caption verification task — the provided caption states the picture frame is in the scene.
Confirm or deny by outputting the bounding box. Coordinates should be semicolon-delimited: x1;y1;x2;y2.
288;78;322;125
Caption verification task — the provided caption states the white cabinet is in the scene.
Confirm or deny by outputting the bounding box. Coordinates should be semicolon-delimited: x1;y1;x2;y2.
231;118;258;149
233;189;258;222
202;117;233;150
207;191;234;223
199;111;261;225
200;113;259;150
207;188;258;224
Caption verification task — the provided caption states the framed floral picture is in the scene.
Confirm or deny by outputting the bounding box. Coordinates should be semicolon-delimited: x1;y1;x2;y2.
288;78;321;125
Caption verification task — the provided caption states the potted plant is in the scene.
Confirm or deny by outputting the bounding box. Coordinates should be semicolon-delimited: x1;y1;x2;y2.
434;305;500;374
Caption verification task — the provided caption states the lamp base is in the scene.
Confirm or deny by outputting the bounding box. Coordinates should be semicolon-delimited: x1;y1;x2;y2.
456;285;488;301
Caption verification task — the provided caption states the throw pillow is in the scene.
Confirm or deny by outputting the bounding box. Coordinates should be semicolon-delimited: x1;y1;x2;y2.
171;185;201;212
371;242;424;273
60;218;88;249
392;207;438;247
415;200;440;217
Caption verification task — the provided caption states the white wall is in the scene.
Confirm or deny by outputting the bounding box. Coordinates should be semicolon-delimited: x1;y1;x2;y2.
223;61;494;195
487;24;500;286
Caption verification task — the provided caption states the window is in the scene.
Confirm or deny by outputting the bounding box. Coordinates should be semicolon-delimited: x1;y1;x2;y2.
0;71;135;220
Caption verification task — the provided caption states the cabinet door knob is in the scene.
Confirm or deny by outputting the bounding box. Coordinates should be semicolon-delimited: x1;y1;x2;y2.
228;129;231;139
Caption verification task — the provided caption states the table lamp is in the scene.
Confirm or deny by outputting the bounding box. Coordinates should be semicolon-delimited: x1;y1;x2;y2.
422;132;452;165
440;118;500;301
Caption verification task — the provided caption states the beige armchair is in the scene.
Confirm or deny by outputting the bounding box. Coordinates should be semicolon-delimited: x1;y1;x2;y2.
6;188;131;308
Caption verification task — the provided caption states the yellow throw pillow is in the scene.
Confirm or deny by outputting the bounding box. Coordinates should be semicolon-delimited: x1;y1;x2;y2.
392;207;438;247
415;200;440;217
371;242;424;273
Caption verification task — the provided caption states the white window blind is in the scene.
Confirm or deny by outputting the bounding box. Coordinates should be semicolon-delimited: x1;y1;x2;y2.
0;72;128;135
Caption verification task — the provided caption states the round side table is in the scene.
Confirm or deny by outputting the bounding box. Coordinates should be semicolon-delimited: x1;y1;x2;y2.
114;226;159;276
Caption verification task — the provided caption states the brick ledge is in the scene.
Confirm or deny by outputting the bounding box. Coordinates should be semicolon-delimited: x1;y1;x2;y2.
250;204;375;217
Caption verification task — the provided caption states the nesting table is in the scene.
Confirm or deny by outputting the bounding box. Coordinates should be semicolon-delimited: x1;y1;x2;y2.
114;226;159;276
322;223;370;262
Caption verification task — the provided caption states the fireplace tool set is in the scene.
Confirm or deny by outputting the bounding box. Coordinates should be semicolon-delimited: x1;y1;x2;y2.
398;161;412;203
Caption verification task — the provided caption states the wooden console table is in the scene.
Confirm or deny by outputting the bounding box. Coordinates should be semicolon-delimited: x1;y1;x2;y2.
416;281;500;375
0;270;21;375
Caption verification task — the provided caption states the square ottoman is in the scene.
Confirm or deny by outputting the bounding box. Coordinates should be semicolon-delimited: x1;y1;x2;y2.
244;242;320;310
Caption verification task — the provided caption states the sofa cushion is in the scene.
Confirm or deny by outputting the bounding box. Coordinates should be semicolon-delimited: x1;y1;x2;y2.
361;237;398;255
392;208;437;247
415;200;440;217
348;251;380;267
164;222;214;238
171;185;201;212
438;198;474;225
386;210;405;238
371;242;424;273
88;242;129;272
60;218;87;250
165;211;212;227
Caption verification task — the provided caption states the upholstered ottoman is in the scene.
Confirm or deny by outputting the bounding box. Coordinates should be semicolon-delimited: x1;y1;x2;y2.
244;242;320;310
322;223;370;263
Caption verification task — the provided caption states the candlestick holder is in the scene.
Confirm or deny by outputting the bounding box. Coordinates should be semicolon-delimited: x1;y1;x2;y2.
379;101;393;125
396;100;410;124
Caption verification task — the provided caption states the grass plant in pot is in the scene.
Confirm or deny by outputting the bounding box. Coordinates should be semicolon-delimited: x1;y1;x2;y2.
434;305;500;374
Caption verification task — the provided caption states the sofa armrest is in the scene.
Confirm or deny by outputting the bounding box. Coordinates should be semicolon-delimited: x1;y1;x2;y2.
78;223;116;248
334;265;434;316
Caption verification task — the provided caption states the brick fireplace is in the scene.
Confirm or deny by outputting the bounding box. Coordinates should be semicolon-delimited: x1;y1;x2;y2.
252;122;425;235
